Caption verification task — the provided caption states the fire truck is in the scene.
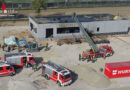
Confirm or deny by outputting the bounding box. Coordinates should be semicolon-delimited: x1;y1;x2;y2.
73;13;114;62
81;45;113;62
0;62;15;76
4;53;35;67
41;61;72;86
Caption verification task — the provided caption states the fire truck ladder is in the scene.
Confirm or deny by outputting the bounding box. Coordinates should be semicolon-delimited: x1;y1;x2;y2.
72;13;98;52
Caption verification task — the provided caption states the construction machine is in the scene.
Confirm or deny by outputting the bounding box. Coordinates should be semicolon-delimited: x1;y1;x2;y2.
72;13;114;62
16;40;40;52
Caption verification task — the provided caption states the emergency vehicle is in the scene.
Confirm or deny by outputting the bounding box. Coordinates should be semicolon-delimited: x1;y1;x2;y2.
81;45;113;61
4;53;35;67
0;62;15;76
72;14;114;62
41;61;72;86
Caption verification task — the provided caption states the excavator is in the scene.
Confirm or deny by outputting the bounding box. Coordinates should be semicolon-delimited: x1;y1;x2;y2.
16;40;40;52
72;13;114;62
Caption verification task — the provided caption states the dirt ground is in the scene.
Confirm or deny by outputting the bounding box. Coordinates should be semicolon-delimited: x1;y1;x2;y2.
0;6;130;26
0;29;130;90
0;21;29;26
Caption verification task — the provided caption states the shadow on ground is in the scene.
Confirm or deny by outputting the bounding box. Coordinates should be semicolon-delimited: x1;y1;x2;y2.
70;70;78;85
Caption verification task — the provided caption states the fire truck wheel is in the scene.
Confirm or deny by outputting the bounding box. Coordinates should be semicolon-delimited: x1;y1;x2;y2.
57;81;61;87
107;54;110;57
10;72;15;76
45;75;49;80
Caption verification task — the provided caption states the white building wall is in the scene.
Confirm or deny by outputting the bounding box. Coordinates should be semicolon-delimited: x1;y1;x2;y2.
29;17;130;41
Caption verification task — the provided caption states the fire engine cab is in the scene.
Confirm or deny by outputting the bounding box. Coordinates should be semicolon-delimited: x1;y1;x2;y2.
41;61;72;86
99;45;113;57
0;62;15;76
4;53;35;67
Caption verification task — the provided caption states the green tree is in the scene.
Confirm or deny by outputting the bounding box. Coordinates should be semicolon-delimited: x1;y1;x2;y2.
32;0;47;14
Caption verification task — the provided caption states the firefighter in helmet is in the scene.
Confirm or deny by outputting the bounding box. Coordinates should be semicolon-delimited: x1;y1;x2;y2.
45;42;49;51
2;44;4;51
26;60;29;68
79;54;81;61
33;63;37;72
57;40;63;46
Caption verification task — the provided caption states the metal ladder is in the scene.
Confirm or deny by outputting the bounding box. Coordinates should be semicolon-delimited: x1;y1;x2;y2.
72;13;98;52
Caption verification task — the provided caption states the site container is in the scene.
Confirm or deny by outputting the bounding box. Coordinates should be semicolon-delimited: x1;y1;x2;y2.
104;61;130;79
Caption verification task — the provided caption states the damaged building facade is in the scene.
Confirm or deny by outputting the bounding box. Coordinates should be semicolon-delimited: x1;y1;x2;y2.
29;14;130;41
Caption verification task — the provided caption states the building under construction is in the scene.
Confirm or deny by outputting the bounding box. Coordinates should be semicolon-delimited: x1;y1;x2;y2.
29;14;130;41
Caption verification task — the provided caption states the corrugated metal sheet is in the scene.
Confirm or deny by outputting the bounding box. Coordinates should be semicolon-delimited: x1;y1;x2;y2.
104;61;130;79
105;61;130;68
45;67;53;77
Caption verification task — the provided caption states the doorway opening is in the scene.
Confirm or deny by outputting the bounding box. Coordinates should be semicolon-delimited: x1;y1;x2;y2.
46;28;53;38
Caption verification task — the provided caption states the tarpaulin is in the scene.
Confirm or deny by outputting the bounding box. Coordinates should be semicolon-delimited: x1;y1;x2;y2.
4;36;16;45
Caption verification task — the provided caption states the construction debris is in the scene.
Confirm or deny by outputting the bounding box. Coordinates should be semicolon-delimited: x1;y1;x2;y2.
62;38;86;44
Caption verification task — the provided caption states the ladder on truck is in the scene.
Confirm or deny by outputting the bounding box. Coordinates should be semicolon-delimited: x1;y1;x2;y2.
72;13;98;52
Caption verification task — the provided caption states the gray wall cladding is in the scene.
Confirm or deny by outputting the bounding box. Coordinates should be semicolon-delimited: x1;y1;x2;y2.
29;17;130;41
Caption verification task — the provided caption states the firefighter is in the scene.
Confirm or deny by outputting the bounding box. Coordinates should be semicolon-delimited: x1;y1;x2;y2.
57;40;62;46
0;44;1;48
87;55;91;62
79;54;81;61
101;53;106;59
103;55;106;59
56;40;59;46
8;45;11;52
2;44;4;51
45;42;49;51
26;61;29;68
33;63;37;72
99;68;104;72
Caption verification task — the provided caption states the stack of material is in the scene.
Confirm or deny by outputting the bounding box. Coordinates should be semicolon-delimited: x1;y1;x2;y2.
61;38;86;44
71;65;111;88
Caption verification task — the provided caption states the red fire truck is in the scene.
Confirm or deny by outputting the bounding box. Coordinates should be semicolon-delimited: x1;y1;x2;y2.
81;45;113;62
0;62;15;76
41;61;72;86
4;53;35;67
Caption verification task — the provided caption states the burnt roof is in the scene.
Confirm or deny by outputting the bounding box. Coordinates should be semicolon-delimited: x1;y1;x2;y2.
31;14;125;24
